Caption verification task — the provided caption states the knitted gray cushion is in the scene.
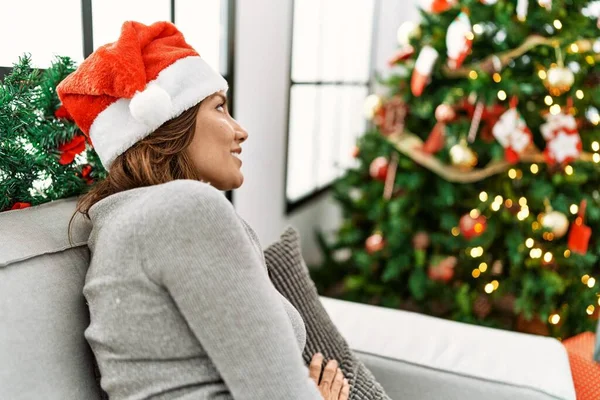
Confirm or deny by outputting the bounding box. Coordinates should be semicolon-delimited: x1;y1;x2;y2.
264;226;391;400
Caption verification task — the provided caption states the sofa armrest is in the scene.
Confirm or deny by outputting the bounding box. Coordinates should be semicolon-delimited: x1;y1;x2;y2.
319;296;576;400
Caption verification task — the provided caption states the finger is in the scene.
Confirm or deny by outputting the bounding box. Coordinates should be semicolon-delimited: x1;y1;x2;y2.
309;353;323;384
320;359;338;389
340;378;350;400
330;369;344;398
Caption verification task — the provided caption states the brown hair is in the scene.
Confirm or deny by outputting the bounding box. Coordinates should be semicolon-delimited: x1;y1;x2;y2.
67;102;203;246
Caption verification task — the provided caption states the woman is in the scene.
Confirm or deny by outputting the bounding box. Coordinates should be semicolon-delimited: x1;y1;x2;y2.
63;21;349;399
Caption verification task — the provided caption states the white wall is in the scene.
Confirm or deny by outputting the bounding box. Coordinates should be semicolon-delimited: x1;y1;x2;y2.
233;0;419;265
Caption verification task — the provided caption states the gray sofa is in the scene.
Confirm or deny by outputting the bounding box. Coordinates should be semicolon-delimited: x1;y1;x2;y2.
0;196;579;399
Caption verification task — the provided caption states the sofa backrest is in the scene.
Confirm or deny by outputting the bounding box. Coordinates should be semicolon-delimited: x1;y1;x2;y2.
0;197;102;400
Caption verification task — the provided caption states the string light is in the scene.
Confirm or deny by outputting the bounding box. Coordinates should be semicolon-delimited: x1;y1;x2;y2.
492;280;499;290
479;191;488;202
570;43;579;53
564;249;571;257
493;73;502;83
588;277;596;288
491;202;501;211
576;90;584;99
549;314;561;325
543;252;553;263
593;153;600;163
452;227;460;236
470;247;484;258
526;238;535;248
598;297;600;306
479;262;488;272
593;142;600;152
519;197;527;206
532;221;541;230
538;70;547;79
550;104;561;115
472;269;481;278
544;96;553;106
495;195;503;203
470;209;481;218
466;32;475;41
530;248;543;258
570;204;579;214
586;305;595;315
473;24;484;35
565;165;574;175
553;20;562;29
508;168;517;179
498;90;507;101
516;169;523;179
517;207;529;220
505;199;513;208
586;55;595;65
484;283;494;294
530;164;539;174
582;275;590;285
543;232;555;241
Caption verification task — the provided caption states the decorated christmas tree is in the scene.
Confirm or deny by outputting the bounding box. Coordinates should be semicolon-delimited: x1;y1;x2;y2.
311;0;600;338
0;55;106;212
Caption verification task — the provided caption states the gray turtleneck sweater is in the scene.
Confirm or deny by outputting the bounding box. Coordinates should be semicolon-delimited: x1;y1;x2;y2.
84;179;323;399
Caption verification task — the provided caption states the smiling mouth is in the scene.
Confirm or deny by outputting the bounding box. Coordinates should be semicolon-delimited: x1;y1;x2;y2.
231;153;242;164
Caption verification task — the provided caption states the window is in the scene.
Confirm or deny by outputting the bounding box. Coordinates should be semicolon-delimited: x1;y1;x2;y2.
1;0;235;201
285;0;378;213
1;0;84;69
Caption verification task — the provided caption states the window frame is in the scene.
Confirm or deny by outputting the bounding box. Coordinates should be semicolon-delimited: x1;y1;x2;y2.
283;0;381;215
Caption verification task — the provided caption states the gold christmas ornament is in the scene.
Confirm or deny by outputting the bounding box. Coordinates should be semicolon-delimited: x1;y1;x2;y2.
450;138;478;170
540;199;570;238
545;66;574;95
545;45;575;96
541;211;569;238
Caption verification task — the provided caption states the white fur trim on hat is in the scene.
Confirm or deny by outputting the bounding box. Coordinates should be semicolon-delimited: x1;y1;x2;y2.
89;56;228;170
129;82;173;127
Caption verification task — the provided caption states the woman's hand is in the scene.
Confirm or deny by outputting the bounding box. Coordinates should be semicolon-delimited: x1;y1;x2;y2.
309;353;350;400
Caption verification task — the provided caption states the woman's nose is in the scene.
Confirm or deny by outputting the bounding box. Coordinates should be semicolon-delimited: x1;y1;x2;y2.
236;127;248;143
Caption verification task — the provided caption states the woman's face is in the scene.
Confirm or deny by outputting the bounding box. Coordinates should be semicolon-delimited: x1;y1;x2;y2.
186;91;248;191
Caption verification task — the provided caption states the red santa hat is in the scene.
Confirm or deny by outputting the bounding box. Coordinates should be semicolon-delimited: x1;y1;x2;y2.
56;20;228;170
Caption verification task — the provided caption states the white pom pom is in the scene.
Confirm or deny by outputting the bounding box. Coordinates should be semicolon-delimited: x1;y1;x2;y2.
129;82;173;127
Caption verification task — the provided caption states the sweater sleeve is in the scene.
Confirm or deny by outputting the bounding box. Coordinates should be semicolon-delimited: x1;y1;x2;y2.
135;180;322;400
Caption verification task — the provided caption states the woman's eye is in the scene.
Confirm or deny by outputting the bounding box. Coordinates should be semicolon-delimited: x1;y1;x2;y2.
217;103;225;111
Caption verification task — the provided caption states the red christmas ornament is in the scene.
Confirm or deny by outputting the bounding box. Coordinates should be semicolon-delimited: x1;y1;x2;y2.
372;96;407;136
58;135;87;165
435;103;456;123
423;122;446;154
351;145;360;158
79;164;94;185
541;112;582;165
420;0;457;13
54;104;73;121
492;97;533;164
461;100;505;142
387;46;415;66
459;212;487;239
568;200;592;254
365;232;385;254
428;256;457;282
10;202;31;210
369;156;389;181
411;46;439;97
